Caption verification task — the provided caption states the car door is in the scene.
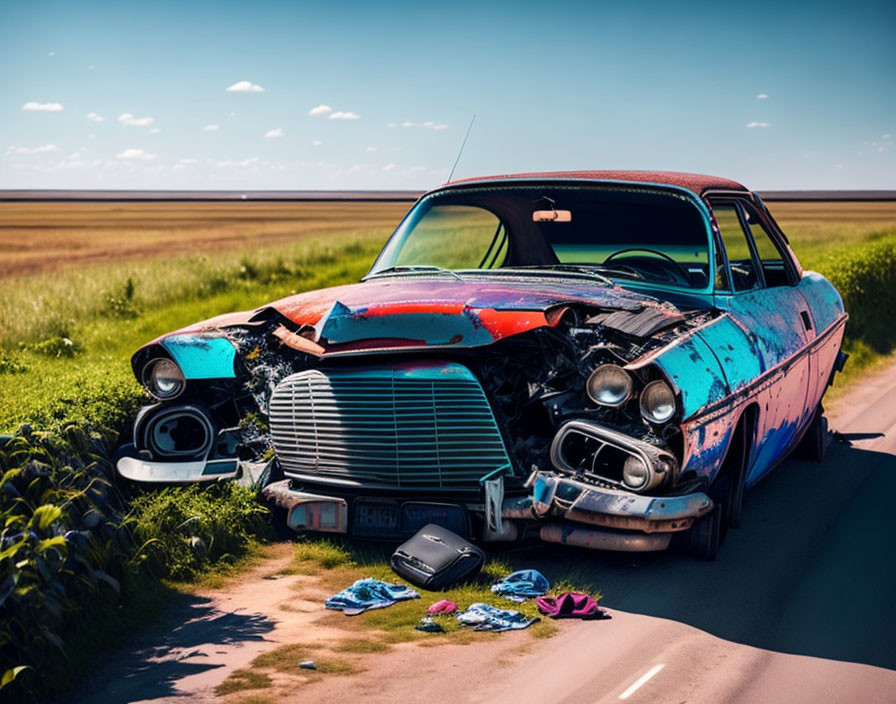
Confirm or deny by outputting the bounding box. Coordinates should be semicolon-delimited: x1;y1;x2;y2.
708;197;814;485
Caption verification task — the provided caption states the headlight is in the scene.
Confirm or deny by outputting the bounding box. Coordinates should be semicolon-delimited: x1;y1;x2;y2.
143;358;185;400
622;455;650;489
586;364;633;407
639;380;676;423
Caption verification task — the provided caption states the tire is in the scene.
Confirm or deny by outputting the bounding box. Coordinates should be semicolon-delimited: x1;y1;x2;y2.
796;405;828;462
679;504;724;561
714;416;749;530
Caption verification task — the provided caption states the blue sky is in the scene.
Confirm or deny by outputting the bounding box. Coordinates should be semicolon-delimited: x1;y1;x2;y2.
1;0;893;190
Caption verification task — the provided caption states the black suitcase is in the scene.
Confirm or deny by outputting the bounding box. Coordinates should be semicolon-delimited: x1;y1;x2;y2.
390;523;485;590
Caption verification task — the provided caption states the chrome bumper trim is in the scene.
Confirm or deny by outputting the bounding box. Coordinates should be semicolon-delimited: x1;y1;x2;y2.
532;471;712;533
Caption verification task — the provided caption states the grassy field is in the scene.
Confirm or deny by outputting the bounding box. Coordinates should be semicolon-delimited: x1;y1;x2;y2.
0;201;408;278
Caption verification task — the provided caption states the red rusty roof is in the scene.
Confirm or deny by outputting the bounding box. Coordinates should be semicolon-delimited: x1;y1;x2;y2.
446;170;748;195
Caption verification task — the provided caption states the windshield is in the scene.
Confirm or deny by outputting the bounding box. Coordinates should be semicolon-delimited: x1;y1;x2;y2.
369;183;712;289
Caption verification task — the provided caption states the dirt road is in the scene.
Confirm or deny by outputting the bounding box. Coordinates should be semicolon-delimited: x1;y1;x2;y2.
68;361;896;703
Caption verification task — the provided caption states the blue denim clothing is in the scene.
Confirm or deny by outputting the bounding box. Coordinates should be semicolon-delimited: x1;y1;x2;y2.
456;603;538;632
325;578;420;615
490;569;550;601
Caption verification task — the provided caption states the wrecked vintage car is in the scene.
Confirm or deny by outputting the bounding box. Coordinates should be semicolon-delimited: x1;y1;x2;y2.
116;171;848;559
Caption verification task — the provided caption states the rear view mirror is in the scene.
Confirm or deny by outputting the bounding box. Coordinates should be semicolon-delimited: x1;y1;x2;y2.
533;209;572;222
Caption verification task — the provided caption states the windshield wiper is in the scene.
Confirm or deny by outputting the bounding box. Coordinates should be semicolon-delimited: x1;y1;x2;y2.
366;265;464;281
495;265;613;285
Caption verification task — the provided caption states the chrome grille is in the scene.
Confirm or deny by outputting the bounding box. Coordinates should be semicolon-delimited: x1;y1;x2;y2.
269;362;511;489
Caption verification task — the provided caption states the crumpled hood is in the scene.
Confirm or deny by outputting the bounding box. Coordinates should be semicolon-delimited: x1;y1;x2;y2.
264;276;661;351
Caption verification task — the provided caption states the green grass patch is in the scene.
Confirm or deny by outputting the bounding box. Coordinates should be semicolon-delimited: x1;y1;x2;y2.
214;668;273;696
251;643;359;676
291;538;594;645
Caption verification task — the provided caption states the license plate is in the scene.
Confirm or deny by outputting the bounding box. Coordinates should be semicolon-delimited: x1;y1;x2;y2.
352;500;399;537
400;503;468;537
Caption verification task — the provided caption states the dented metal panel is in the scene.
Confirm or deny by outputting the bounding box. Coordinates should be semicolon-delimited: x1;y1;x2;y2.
161;334;237;379
644;333;729;419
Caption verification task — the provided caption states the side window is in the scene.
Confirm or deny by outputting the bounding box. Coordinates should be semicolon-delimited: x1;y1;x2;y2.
740;204;792;287
712;203;759;292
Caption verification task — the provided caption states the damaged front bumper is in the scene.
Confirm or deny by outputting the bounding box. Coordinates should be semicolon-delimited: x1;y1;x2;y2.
519;471;713;551
529;472;712;533
116;456;239;483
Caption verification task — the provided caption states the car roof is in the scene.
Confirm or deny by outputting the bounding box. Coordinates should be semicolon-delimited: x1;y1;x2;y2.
445;170;749;196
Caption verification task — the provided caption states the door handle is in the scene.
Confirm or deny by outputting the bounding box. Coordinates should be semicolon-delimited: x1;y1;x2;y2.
800;310;813;331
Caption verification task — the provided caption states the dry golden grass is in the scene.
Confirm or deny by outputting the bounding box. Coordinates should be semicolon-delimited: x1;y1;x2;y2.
0;201;409;278
765;201;896;250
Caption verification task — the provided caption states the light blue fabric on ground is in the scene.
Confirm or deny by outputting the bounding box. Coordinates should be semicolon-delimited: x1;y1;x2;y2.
325;578;419;615
456;603;539;632
490;569;550;602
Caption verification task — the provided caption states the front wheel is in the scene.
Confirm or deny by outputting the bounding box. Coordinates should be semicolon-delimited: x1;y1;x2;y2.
675;504;725;561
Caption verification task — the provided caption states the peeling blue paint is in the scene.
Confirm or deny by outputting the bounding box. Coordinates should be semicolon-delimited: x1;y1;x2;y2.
797;272;845;332
695;316;763;392
651;335;729;419
162;334;237;379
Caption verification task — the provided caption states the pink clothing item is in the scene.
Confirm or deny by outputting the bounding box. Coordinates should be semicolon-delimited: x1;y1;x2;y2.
535;593;610;620
427;599;459;615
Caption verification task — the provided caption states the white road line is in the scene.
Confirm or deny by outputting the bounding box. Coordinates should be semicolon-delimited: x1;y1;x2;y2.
618;664;665;700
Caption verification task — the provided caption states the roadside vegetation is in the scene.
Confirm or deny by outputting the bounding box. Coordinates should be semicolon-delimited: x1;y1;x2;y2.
0;200;893;699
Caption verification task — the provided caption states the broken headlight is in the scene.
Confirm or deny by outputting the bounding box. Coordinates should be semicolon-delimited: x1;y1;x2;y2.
640;380;676;424
622;455;650;489
143;358;186;400
586;364;633;407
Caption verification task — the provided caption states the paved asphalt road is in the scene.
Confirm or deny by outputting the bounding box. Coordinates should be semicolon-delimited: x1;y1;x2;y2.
464;362;896;704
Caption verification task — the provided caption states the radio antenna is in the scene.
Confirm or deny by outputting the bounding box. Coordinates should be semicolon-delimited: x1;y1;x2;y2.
447;114;476;183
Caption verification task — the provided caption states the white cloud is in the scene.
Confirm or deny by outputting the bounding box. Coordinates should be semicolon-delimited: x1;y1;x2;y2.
202;124;220;131
214;157;269;168
382;163;397;171
226;80;264;93
309;104;333;117
330;111;360;120
149;127;161;134
311;140;322;147
68;152;81;159
366;146;379;152
118;113;154;127
116;148;157;160
746;121;770;128
48;52;55;57
865;134;893;152
264;128;284;138
86;112;104;122
756;93;769;100
22;101;63;112
346;164;364;173
173;157;198;170
6;144;59;155
387;122;397;127
400;120;448;130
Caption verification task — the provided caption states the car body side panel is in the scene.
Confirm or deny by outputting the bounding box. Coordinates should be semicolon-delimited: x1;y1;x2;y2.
797;271;845;334
644;334;730;420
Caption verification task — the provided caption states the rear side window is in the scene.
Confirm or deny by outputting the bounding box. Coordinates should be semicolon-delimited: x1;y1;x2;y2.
740;204;793;287
713;204;759;291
